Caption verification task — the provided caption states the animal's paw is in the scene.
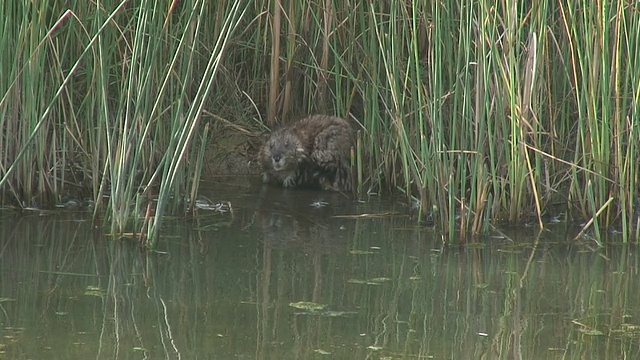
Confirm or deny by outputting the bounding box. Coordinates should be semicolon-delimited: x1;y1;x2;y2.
282;176;297;187
261;172;270;183
319;178;339;191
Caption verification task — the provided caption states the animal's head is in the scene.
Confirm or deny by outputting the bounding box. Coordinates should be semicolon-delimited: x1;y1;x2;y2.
264;131;305;171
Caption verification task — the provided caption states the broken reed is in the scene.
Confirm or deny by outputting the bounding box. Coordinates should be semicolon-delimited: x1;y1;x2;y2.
1;1;638;244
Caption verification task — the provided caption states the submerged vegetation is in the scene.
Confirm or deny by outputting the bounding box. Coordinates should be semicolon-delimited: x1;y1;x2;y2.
0;1;638;245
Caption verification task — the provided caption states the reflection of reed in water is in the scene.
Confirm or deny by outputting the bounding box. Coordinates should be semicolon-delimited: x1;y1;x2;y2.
252;188;358;360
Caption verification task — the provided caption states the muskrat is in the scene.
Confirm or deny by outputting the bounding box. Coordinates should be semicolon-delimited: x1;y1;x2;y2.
258;115;354;191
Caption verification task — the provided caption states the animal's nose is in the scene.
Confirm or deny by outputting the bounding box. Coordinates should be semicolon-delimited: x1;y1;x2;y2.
273;155;281;162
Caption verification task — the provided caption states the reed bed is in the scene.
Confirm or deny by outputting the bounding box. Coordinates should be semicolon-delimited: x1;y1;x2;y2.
0;1;638;245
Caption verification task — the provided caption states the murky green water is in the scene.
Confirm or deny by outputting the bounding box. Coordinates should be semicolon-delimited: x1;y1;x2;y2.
1;178;639;359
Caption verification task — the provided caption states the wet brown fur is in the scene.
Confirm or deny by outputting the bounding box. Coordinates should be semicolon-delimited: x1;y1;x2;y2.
258;115;354;191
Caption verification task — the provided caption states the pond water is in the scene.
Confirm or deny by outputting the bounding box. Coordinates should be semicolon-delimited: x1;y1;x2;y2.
0;177;638;359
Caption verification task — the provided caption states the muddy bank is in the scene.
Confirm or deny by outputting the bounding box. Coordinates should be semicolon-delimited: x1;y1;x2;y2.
202;128;263;178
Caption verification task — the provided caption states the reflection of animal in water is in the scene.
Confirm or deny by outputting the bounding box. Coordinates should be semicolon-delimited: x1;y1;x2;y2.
255;210;346;254
254;189;353;253
258;115;354;191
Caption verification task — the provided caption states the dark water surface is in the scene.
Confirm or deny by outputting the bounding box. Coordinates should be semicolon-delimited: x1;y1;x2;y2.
1;178;638;359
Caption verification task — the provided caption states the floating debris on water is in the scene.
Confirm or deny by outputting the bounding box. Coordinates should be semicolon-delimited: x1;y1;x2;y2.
310;200;329;208
289;301;327;311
